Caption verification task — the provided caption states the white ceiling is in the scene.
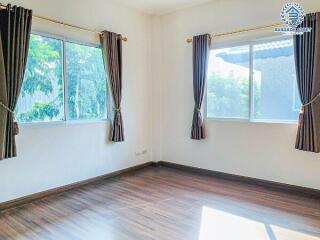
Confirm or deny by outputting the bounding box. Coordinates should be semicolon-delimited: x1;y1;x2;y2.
115;0;211;15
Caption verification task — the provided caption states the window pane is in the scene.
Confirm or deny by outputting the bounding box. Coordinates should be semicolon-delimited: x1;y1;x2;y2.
252;39;300;121
66;42;107;120
16;34;64;123
207;45;250;118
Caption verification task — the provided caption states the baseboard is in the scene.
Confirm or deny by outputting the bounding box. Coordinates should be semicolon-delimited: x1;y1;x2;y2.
2;160;319;213
0;161;153;212
158;161;320;199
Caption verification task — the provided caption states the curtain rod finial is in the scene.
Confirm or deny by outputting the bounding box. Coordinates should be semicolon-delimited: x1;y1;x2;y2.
186;38;192;43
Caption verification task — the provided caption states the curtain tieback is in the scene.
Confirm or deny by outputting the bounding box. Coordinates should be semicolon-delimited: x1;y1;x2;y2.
0;101;14;115
194;107;203;127
0;101;19;135
113;107;122;126
301;93;320;110
300;93;320;113
299;93;320;126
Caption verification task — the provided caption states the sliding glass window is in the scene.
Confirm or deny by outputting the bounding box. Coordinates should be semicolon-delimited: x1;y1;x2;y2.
206;36;300;123
16;33;108;124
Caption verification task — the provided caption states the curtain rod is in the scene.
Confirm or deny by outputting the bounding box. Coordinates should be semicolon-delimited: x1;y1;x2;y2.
186;22;282;43
0;4;128;42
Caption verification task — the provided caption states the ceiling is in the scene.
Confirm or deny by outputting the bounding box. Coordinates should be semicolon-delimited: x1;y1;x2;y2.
115;0;212;15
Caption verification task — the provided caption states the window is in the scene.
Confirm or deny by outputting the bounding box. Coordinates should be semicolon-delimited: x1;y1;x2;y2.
16;33;108;124
66;42;107;121
16;35;64;123
206;37;301;122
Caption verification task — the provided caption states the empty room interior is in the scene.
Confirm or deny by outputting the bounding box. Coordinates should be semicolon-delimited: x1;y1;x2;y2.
1;0;320;239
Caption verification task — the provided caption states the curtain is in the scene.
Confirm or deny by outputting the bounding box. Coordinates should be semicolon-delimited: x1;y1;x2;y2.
0;5;32;160
294;12;320;153
100;31;124;142
191;34;210;140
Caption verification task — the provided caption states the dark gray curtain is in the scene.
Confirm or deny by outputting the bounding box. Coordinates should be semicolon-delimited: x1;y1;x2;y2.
191;34;210;140
100;31;124;142
294;12;320;153
0;4;32;160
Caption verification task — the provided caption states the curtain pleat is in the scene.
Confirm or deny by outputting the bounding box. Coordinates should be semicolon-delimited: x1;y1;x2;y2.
191;34;210;140
294;12;320;152
100;31;124;142
0;4;32;160
0;32;7;158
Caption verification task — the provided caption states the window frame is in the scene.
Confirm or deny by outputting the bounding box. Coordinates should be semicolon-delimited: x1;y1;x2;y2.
18;31;110;127
205;34;298;124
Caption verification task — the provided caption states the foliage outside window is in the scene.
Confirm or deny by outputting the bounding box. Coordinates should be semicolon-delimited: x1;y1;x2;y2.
206;37;301;122
16;34;108;123
66;42;107;121
16;35;64;123
207;45;250;119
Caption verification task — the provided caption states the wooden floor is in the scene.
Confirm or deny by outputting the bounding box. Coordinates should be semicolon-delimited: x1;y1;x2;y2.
0;166;320;240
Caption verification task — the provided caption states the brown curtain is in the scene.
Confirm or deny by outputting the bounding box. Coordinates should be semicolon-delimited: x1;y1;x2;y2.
100;31;124;142
191;34;210;140
0;4;32;160
294;12;320;153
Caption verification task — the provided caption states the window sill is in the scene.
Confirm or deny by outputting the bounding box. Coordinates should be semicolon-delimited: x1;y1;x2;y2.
18;119;111;129
205;117;298;125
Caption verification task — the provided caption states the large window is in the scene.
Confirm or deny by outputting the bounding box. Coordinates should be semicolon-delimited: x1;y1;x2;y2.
206;37;300;122
16;33;107;123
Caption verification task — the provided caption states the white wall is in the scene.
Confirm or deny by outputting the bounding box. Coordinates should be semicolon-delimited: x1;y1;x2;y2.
152;0;320;190
0;0;153;203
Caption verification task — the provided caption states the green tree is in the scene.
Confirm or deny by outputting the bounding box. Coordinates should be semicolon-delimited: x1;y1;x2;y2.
207;71;261;118
17;34;63;122
16;35;107;123
66;42;106;120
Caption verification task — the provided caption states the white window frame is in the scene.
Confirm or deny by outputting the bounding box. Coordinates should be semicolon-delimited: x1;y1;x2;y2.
18;31;110;128
205;34;298;124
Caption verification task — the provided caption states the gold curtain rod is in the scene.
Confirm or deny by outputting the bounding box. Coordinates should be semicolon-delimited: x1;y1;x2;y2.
0;4;128;42
186;22;282;43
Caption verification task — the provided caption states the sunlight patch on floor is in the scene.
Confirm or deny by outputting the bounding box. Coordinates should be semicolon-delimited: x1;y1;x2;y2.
198;206;319;240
